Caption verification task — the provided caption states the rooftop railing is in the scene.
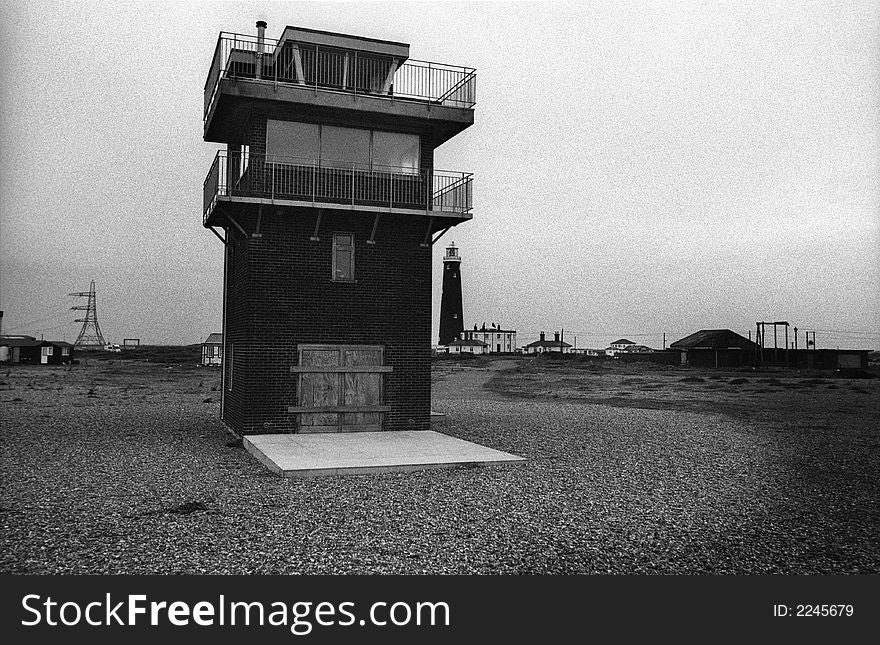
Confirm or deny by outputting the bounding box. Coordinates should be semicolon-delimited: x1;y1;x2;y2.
203;150;473;225
204;32;476;123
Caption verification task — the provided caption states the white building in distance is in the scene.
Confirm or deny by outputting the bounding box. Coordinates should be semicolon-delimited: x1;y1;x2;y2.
462;322;517;353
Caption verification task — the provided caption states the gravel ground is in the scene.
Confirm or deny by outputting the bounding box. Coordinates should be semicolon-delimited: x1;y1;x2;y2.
1;356;877;574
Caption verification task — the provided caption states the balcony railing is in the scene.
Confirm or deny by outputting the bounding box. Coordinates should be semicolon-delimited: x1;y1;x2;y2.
204;32;477;122
203;150;473;224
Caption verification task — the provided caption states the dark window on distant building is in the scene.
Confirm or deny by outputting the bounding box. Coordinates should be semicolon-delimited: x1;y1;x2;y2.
332;233;354;282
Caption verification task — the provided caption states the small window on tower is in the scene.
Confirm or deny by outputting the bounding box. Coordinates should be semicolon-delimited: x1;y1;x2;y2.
332;233;354;282
452;314;458;319
453;272;457;278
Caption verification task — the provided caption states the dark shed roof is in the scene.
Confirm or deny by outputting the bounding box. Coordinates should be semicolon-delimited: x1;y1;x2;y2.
610;338;635;345
204;333;223;345
670;329;757;350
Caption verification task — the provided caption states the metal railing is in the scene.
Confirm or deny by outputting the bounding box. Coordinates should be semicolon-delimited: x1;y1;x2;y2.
203;150;473;224
204;32;476;122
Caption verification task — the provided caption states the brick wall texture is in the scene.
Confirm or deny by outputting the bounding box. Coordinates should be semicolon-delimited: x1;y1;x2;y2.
222;206;433;435
219;110;441;435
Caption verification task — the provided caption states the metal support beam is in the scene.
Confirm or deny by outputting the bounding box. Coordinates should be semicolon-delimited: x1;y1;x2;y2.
381;59;398;94
311;209;323;241
420;217;435;247
225;213;248;238
367;214;380;245
208;226;227;245
431;224;453;246
292;45;305;85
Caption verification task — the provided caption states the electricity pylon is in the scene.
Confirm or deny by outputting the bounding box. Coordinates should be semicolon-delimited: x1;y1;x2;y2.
70;280;107;348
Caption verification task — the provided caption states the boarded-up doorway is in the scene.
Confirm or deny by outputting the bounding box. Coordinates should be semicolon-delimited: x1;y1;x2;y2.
290;344;392;433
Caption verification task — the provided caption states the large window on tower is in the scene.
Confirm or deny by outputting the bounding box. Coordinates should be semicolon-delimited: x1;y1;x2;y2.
266;120;419;173
321;126;370;170
371;131;419;173
266;120;318;162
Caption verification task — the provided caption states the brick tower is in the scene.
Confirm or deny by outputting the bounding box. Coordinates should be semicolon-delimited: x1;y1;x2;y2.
202;22;475;434
438;242;464;345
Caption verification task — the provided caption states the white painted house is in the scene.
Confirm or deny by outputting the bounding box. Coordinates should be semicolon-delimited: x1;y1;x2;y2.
462;323;517;353
522;331;572;354
201;333;223;366
605;338;636;357
446;338;489;355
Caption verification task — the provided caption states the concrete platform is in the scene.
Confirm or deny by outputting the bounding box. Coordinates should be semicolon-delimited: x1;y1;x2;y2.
243;430;525;478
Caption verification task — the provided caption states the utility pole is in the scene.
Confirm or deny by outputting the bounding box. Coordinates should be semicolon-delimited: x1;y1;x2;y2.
663;332;666;350
70;280;107;348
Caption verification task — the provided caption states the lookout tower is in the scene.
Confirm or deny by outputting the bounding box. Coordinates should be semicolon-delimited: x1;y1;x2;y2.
202;22;476;434
438;242;464;346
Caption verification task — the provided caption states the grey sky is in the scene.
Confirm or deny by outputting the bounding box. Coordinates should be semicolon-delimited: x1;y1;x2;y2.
1;0;877;349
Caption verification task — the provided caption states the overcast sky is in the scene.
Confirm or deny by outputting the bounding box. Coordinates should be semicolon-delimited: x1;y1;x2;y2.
1;0;877;349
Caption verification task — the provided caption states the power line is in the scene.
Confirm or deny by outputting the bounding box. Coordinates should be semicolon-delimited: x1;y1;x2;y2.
3;310;72;332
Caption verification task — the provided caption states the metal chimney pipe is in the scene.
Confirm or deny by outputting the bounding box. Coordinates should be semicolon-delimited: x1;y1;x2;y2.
256;20;267;78
256;20;267;49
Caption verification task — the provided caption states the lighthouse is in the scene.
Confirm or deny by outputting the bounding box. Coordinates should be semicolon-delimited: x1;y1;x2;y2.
439;242;464;346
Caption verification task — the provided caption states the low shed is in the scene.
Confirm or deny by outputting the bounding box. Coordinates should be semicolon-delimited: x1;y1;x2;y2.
0;337;74;365
670;329;758;368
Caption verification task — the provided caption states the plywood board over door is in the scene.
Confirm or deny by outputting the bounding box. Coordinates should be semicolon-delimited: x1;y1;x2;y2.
291;344;392;433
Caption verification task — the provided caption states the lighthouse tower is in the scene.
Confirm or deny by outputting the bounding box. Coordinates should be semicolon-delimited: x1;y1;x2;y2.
439;242;464;345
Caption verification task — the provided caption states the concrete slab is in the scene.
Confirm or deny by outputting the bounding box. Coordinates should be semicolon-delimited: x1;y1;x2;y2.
243;430;525;478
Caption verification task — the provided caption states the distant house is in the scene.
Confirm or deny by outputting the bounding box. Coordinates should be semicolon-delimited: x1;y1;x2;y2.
670;329;757;368
523;331;572;355
201;333;223;366
571;348;604;356
605;338;637;357
446;338;488;355
0;336;74;365
462;322;517;353
621;344;654;353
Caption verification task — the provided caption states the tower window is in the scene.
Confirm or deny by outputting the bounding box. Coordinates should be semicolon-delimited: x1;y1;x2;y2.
332;233;354;282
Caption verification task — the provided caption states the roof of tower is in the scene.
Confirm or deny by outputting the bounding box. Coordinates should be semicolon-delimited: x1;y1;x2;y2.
278;25;410;60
